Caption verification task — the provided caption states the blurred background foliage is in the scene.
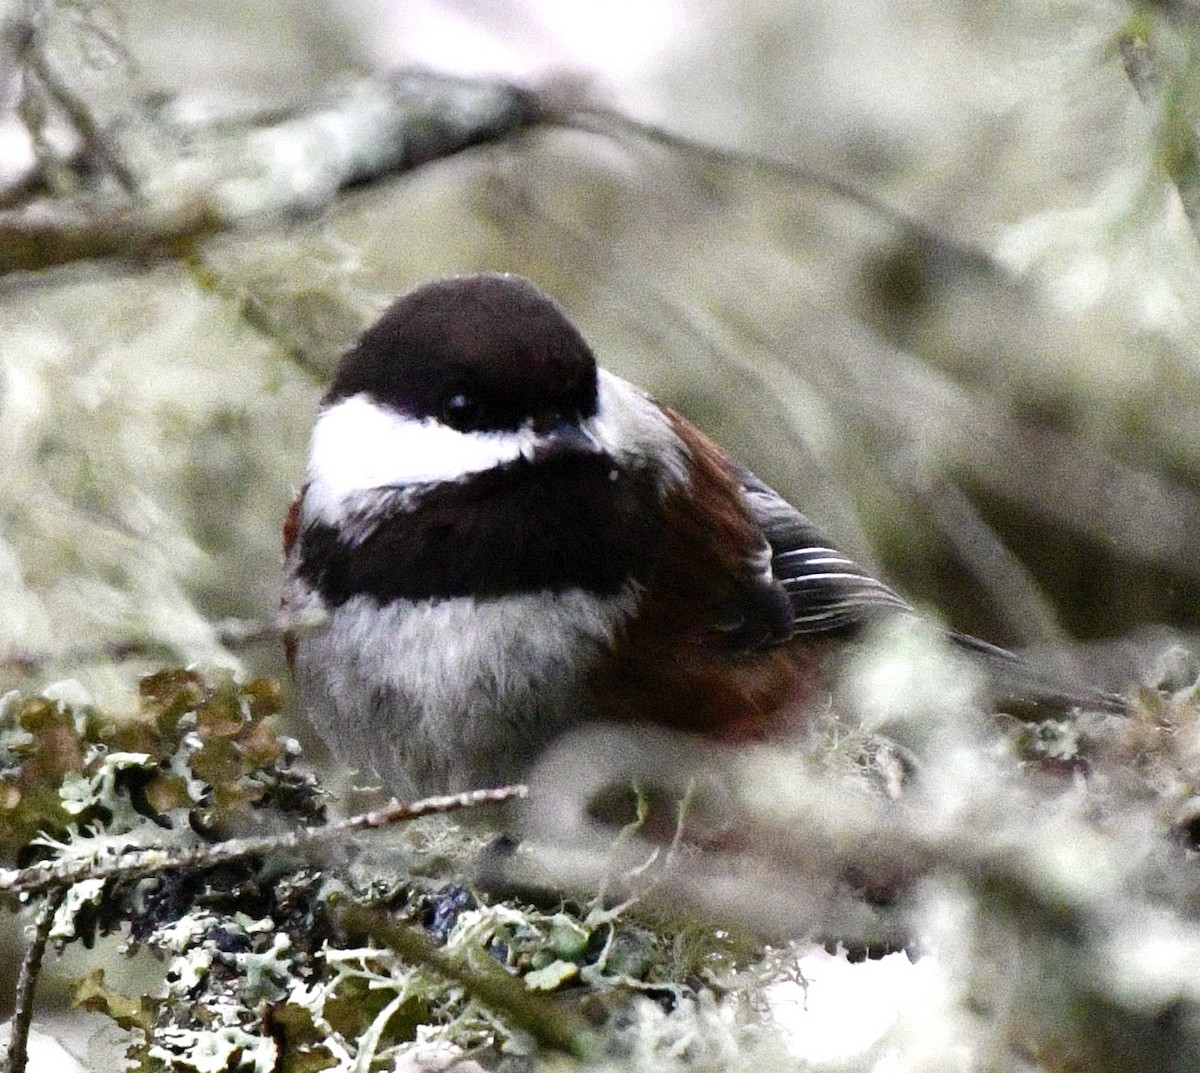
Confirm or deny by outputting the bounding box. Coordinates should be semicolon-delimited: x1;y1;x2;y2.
5;2;1200;1070
5;0;1200;712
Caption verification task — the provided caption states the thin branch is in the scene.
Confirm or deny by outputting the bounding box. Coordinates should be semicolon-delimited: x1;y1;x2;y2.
16;12;140;193
337;904;597;1060
894;475;1068;646
550;102;1000;270
0;784;527;901
0;607;327;674
4;885;66;1073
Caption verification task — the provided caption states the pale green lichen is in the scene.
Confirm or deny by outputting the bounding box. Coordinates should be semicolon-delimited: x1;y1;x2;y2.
2;660;1200;1073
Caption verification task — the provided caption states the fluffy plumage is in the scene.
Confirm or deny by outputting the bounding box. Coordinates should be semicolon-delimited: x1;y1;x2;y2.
283;273;1125;797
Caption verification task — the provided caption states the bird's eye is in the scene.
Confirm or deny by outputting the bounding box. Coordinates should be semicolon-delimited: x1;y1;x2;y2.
442;393;482;430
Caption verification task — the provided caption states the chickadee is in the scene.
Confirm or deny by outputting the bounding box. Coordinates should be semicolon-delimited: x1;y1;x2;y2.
283;273;1125;799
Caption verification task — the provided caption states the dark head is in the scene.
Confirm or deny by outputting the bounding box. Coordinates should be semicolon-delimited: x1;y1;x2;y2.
326;273;599;435
298;273;688;602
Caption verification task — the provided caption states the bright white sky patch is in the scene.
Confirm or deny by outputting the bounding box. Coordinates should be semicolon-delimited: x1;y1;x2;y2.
767;945;959;1066
363;0;684;92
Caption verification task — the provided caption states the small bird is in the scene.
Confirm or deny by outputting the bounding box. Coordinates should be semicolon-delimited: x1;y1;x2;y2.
283;273;1125;799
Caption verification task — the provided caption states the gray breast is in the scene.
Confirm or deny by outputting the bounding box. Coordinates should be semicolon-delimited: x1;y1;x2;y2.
293;585;641;798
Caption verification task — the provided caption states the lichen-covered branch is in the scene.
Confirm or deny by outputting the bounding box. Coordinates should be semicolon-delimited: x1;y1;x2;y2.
339;905;598;1060
2;33;543;273
0;783;526;900
3;885;65;1073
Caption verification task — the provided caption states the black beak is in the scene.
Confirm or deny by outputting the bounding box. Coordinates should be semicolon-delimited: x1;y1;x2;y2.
530;421;604;462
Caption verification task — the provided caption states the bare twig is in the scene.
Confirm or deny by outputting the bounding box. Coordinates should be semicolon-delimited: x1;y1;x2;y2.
337;904;597;1060
0;607;327;674
4;885;66;1073
209;608;329;647
0;784;527;901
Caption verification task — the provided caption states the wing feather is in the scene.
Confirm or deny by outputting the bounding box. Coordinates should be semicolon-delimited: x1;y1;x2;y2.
737;470;911;636
735;469;1126;712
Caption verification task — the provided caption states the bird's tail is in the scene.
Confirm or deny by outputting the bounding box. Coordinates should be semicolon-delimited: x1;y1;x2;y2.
948;630;1129;716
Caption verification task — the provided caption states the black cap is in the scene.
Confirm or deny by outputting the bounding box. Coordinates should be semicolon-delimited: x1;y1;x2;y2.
326;273;599;433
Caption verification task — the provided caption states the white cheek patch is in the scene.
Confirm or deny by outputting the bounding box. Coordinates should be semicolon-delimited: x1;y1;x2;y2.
585;370;690;488
303;373;691;527
304;394;536;524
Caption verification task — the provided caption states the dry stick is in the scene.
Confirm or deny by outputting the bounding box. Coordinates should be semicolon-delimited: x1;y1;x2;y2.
0;785;527;901
4;885;67;1073
0;607;328;672
338;905;597;1061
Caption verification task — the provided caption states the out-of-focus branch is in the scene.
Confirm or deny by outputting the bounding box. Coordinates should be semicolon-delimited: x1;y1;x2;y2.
1;62;541;273
1119;11;1200;242
899;478;1067;644
339;905;597;1060
5;2;1000;283
13;0;139;194
549;99;1001;274
199;71;541;220
0;200;221;273
0;784;526;901
0;608;327;675
4;885;65;1073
